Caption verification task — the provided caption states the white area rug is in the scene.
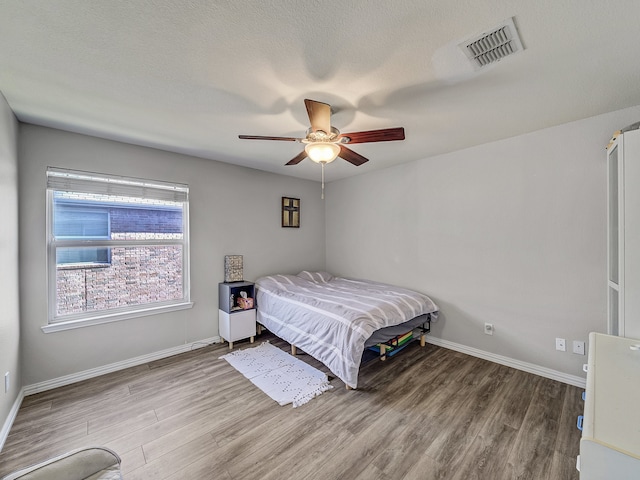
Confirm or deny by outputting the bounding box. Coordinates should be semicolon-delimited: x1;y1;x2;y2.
220;342;333;408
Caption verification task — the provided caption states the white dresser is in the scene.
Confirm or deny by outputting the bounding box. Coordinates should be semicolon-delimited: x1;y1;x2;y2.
579;332;640;479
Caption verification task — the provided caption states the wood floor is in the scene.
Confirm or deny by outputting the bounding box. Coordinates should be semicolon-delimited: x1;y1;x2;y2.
0;333;583;479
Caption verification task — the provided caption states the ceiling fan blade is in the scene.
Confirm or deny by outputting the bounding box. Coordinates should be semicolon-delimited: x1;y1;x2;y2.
339;145;369;166
338;127;405;144
285;151;307;166
304;99;331;133
239;135;300;141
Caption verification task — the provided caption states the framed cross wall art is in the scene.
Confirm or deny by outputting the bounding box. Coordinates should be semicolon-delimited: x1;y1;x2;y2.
282;197;300;228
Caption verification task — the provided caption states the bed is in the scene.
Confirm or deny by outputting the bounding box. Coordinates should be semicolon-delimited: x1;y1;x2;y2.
255;271;439;389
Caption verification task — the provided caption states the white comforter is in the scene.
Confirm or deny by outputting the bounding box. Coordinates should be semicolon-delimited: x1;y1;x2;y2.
255;271;438;388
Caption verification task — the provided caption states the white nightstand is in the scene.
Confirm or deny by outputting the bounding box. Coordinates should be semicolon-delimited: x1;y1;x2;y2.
218;281;256;349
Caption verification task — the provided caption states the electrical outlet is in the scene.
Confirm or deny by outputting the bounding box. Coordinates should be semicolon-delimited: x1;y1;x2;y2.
573;340;585;355
4;372;9;393
484;323;494;335
556;338;566;351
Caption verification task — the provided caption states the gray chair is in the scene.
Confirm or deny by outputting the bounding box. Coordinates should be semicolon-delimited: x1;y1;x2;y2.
1;447;122;480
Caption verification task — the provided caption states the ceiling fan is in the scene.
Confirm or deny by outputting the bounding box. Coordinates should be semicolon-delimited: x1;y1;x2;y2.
239;99;405;198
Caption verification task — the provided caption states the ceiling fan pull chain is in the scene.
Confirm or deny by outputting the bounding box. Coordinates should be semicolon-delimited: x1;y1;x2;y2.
321;162;325;200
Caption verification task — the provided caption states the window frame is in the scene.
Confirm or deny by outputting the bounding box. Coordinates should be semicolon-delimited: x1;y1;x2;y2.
44;168;193;333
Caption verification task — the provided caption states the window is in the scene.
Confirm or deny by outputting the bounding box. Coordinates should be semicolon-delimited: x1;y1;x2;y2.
45;167;191;332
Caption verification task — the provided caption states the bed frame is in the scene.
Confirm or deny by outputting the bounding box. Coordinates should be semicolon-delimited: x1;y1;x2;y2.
368;317;431;362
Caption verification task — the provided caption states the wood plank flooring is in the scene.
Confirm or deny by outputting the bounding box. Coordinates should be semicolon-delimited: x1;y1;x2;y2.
0;333;583;479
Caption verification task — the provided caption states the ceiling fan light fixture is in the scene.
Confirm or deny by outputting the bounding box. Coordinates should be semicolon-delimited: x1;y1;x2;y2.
305;142;340;163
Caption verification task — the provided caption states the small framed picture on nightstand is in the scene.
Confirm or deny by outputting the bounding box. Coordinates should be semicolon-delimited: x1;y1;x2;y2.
224;255;243;282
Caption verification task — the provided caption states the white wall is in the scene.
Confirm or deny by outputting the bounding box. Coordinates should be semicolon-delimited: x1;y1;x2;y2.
18;125;325;385
0;93;20;443
326;105;640;378
14;103;640;389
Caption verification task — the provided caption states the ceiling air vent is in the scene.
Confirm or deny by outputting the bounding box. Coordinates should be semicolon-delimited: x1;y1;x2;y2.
459;17;524;69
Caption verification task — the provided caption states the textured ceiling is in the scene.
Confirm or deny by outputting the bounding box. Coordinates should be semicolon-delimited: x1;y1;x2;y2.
2;0;640;182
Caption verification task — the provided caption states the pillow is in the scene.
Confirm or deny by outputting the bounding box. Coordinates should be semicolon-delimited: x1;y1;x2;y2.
296;271;334;283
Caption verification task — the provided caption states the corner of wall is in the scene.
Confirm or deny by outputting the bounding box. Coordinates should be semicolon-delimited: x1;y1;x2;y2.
0;90;22;450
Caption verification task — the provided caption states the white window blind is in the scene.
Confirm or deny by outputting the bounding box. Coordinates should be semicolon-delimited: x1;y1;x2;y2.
46;167;189;202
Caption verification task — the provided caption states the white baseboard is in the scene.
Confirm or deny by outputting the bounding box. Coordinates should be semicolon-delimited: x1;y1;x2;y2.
426;336;586;388
23;336;221;396
1;387;25;452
